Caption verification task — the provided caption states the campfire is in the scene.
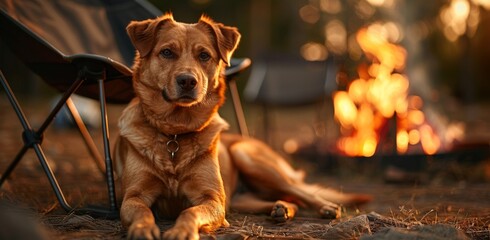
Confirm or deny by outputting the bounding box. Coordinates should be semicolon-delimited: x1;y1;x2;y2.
332;24;463;157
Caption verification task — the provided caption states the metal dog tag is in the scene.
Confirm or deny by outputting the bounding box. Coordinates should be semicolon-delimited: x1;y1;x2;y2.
166;135;179;160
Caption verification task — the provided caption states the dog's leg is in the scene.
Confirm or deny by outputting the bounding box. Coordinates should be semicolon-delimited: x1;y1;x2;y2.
121;195;160;240
162;202;227;240
118;142;162;240
228;139;341;219
162;155;228;240
231;193;298;222
120;179;162;240
299;183;372;208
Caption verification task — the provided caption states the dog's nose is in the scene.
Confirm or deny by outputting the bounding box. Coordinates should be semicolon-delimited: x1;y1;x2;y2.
176;75;197;91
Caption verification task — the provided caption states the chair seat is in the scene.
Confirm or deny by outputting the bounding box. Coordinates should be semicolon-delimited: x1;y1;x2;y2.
244;56;335;106
226;58;252;78
64;54;133;104
0;10;134;104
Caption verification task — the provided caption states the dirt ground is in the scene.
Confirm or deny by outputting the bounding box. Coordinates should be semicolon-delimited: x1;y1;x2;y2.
0;96;489;239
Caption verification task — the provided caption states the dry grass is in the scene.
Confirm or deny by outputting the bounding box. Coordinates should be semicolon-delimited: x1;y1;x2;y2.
31;206;489;239
0;98;489;239
388;206;490;239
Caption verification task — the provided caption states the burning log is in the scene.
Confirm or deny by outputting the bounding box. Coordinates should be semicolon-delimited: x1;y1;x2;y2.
332;24;457;157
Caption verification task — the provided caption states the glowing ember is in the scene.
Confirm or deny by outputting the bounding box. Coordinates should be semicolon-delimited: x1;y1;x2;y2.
333;24;444;156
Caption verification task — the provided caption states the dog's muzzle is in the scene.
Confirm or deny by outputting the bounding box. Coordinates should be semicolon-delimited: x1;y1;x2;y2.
161;74;200;104
160;74;199;104
176;74;197;92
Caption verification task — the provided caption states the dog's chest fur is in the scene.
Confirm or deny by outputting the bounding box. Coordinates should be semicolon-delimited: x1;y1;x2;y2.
118;98;228;182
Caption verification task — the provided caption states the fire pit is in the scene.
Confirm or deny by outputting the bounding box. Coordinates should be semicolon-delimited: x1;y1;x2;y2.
331;26;458;158
292;24;490;183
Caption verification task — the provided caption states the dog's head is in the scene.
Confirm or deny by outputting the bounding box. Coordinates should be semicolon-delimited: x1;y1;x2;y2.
127;14;240;108
126;14;240;133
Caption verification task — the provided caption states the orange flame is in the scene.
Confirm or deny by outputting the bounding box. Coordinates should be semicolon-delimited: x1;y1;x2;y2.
333;25;442;156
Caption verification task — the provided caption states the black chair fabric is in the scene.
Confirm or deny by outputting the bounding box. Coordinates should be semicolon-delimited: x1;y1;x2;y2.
244;55;337;106
0;0;163;103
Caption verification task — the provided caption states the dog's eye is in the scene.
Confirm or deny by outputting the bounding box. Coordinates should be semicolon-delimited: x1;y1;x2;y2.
160;49;174;59
198;52;211;61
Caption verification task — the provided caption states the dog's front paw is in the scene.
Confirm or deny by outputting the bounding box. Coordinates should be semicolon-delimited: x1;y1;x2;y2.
162;225;199;240
127;222;161;240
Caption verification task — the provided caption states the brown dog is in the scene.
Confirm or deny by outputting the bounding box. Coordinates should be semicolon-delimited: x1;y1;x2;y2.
115;14;371;240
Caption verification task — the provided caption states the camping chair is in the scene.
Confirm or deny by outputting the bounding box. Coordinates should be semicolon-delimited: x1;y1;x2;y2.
0;1;250;219
244;55;336;145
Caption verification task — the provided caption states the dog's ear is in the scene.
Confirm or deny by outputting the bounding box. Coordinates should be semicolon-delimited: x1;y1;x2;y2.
126;13;174;58
198;16;241;66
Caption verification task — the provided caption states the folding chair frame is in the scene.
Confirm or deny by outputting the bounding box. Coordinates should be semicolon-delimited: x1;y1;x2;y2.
226;58;251;137
0;64;119;218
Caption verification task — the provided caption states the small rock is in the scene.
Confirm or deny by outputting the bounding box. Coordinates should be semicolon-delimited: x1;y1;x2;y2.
367;211;409;228
201;233;247;240
324;214;371;239
0;201;48;240
361;224;469;240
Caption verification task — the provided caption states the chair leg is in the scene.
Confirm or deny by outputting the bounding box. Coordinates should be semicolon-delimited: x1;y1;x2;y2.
228;79;249;137
31;143;73;212
37;72;85;134
0;145;28;186
0;71;33;185
0;71;34;131
0;70;119;218
0;70;73;211
65;97;106;173
97;78;118;212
